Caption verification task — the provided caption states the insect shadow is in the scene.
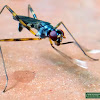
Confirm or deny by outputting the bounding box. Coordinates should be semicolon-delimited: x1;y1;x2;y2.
41;50;100;91
3;70;35;92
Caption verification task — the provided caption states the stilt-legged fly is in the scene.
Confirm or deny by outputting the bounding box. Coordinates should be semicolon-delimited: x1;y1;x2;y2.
0;4;99;92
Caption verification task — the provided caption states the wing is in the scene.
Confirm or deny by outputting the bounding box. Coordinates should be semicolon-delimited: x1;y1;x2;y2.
15;15;40;24
15;15;51;26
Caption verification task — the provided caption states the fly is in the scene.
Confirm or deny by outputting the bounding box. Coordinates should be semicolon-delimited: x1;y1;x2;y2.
0;4;99;92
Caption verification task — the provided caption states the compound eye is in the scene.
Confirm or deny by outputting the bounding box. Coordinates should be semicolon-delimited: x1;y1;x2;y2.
49;31;57;41
56;29;64;36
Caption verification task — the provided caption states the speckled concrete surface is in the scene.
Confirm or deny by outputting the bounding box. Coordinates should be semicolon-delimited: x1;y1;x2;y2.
0;0;100;100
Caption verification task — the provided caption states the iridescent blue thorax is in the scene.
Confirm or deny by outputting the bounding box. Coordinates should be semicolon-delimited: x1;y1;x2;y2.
35;21;54;38
14;15;55;38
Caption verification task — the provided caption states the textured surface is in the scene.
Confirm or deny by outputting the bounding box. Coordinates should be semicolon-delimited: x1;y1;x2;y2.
0;0;100;100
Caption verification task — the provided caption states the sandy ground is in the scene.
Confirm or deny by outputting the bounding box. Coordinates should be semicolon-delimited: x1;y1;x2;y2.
0;0;100;100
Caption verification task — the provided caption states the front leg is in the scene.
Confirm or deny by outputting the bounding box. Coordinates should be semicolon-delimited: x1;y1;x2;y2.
54;21;98;61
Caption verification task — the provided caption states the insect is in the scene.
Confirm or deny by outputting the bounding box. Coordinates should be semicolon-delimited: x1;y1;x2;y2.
0;5;98;92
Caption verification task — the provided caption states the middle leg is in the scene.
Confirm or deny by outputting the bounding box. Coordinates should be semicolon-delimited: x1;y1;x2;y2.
0;38;41;42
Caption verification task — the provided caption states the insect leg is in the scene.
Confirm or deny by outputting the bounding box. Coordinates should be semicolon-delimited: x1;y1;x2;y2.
0;38;41;42
0;5;36;36
54;21;99;61
49;38;88;69
0;5;20;21
61;41;74;45
0;46;8;92
28;4;37;19
49;38;73;60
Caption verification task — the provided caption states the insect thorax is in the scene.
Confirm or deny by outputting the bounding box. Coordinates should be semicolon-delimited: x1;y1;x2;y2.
35;21;54;38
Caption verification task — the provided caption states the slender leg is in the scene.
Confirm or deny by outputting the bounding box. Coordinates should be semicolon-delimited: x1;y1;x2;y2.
0;46;8;92
49;38;53;46
49;38;89;69
54;21;99;61
0;38;41;92
61;41;74;45
28;4;37;19
49;38;72;60
0;38;41;42
0;5;36;36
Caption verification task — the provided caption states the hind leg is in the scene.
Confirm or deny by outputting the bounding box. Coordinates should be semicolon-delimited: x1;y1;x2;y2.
28;4;37;19
0;5;36;36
